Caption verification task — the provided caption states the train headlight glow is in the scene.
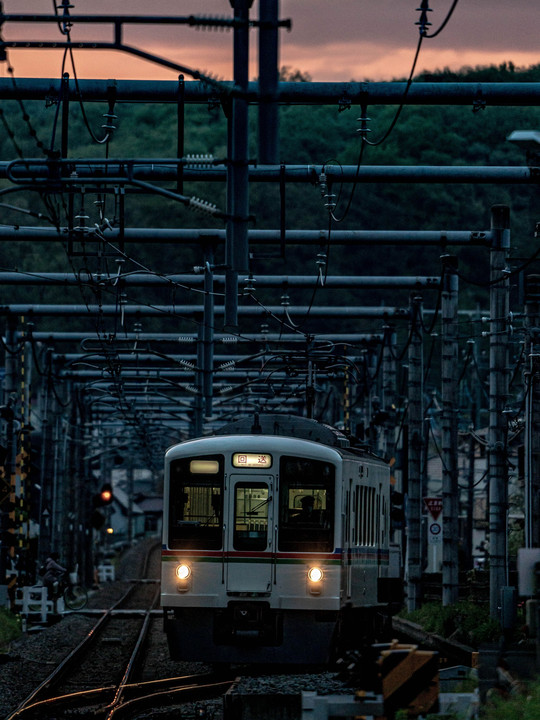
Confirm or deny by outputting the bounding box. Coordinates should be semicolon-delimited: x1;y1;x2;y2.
176;563;191;581
308;566;323;583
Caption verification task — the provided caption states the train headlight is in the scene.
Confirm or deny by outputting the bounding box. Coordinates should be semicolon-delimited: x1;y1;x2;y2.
175;564;192;592
176;563;191;580
308;566;323;583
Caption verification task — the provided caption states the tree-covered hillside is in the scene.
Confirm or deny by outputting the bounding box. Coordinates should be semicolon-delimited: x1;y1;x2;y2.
0;61;539;310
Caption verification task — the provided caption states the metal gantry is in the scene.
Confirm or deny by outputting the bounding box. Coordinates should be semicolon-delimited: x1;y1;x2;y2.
0;2;531;627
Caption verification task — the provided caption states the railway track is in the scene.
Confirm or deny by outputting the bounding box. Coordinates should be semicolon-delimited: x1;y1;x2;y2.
5;542;235;720
2;538;483;720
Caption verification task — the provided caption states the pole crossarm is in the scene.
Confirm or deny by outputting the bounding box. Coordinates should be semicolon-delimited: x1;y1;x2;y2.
0;271;441;289
19;331;384;343
0;14;290;97
3;160;539;185
0;303;411;319
0;225;493;246
1;78;540;106
0;12;289;28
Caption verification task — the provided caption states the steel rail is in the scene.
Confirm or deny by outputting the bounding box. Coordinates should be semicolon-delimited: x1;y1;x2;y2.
103;585;161;720
4;584;138;720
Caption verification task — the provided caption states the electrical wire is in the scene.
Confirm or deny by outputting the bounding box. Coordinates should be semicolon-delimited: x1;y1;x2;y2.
424;0;461;38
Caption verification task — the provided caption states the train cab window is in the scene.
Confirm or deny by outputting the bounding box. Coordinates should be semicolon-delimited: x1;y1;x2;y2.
233;483;269;551
168;455;224;550
278;456;335;552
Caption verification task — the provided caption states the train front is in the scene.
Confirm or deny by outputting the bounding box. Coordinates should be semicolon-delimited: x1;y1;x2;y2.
161;435;342;664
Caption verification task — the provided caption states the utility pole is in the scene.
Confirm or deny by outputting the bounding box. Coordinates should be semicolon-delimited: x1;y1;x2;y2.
202;246;215;421
0;317;17;599
441;255;459;606
381;324;398;460
225;0;252;328
488;205;510;620
406;295;423;611
465;399;477;568
258;0;279;164
523;274;540;548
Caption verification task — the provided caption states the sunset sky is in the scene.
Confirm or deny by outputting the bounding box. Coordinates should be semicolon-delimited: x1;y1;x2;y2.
1;1;538;83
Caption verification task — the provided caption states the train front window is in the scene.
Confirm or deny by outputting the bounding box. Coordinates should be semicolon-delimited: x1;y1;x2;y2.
233;482;270;551
168;455;224;550
278;456;335;552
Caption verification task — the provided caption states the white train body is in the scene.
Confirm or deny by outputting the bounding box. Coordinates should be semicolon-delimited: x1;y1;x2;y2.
161;422;401;664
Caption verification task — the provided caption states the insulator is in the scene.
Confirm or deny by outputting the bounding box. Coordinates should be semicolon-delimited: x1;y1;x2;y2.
219;385;234;395
281;293;290;307
323;193;336;210
185;153;215;168
219;360;236;371
190;15;231;31
316;252;327;267
260;323;269;335
221;336;238;344
189;196;218;216
415;0;432;34
319;172;327;198
101;111;117;131
356;124;371;136
178;335;196;344
179;359;196;369
243;275;256;293
181;384;198;394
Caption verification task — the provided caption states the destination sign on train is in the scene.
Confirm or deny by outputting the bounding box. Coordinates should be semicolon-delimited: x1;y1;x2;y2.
232;453;273;468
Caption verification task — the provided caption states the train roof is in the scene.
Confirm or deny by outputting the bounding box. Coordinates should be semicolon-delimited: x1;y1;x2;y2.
212;413;385;463
165;415;387;467
213;414;349;447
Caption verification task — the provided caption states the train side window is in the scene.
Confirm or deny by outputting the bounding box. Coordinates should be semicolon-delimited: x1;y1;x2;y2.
168;455;224;550
358;485;378;547
352;487;357;545
233;482;269;551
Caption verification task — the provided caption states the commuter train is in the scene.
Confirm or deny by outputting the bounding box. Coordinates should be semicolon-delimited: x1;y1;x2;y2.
161;414;402;665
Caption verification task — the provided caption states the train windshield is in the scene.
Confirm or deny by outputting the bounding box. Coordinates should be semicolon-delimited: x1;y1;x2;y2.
278;456;335;552
168;455;224;549
233;482;270;551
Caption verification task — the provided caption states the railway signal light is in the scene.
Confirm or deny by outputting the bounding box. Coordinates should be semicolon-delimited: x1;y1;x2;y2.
91;483;114;529
99;483;113;505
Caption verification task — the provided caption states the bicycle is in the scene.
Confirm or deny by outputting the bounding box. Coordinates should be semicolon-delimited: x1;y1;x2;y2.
26;570;88;616
57;572;89;611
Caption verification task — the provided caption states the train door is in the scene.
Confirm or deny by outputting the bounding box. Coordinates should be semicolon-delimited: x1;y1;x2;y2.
226;475;274;592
